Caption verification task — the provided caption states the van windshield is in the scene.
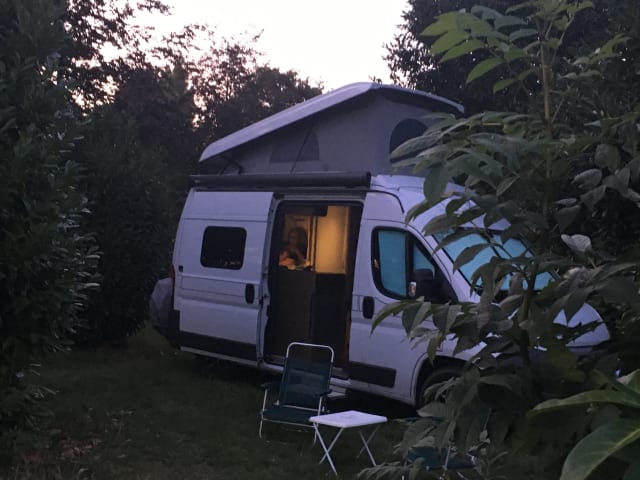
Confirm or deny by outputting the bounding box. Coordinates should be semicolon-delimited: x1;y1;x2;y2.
434;231;553;292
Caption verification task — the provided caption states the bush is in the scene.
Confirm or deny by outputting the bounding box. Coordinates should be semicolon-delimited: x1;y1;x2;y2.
0;0;98;456
76;85;185;342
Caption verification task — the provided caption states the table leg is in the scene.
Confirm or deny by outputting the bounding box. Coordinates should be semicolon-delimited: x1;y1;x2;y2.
314;425;344;475
356;425;381;466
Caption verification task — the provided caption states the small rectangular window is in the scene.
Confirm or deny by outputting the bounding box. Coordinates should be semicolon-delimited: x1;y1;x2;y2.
201;227;246;270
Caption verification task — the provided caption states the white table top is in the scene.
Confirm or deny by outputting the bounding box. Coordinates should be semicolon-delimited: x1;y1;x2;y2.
309;410;388;428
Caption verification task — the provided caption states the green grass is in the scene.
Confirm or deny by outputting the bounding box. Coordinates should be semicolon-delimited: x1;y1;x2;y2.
5;327;410;479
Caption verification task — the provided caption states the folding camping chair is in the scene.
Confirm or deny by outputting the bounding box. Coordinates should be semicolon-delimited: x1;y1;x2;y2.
259;342;334;438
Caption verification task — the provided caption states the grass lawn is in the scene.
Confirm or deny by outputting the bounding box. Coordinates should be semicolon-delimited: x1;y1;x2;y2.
5;327;412;479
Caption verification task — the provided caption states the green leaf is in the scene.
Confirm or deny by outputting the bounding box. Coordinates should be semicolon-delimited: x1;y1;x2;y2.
573;169;603;190
423;164;450;206
567;1;594;16
430;29;469;55
561;234;592;254
495;15;526;30
372;300;417;331
555;205;580;231
478;374;522;393
422;12;461;36
496;176;518;196
418;401;450;419
623;461;640;480
493;77;517;93
533;390;640;412
471;5;501;20
595;144;621;171
550;33;566;48
580;185;606;210
406;200;432;222
560;419;640;480
628;157;640;182
453;243;494;274
441;39;485;62
510;28;538;42
466;57;504;83
423;214;459;236
619;371;640;395
504;48;527;62
564;287;592;324
599;278;640;306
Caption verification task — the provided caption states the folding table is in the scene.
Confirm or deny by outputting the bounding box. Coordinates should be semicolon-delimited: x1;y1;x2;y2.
309;410;388;475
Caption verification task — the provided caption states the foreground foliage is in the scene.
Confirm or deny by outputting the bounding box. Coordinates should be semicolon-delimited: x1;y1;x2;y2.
0;0;98;458
370;1;640;479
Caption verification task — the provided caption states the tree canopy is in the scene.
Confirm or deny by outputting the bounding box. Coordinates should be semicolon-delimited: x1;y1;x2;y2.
386;0;640;114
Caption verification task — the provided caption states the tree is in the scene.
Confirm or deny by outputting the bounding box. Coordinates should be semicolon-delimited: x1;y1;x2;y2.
68;17;321;343
369;1;640;478
385;0;640;115
190;34;323;139
207;65;323;138
0;0;97;457
75;64;198;342
385;0;515;113
62;0;169;105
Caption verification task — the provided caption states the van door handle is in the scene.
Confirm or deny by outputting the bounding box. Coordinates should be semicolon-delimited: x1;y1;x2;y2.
245;284;255;304
362;296;374;319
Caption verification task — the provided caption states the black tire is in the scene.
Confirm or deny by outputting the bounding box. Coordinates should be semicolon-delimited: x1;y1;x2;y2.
416;365;462;408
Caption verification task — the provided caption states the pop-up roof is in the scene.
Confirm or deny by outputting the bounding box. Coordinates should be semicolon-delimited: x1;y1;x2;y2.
199;82;463;175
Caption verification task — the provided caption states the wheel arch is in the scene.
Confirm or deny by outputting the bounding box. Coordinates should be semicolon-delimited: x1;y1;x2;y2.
413;354;466;406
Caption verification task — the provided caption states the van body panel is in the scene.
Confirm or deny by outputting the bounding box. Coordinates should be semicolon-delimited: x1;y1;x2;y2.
165;175;610;407
173;191;274;364
352;216;431;404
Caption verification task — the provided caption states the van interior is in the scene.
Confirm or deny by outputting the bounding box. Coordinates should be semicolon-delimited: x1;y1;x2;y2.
264;202;362;370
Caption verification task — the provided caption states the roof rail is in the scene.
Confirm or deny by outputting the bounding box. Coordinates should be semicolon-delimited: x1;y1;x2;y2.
190;172;372;189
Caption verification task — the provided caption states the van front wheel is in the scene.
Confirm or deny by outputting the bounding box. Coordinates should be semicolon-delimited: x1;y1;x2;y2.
416;366;462;409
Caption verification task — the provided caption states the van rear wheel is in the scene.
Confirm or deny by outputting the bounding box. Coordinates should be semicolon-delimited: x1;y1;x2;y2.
416;366;462;409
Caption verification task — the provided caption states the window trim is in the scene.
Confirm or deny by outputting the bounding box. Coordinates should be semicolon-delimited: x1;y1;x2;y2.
371;227;443;300
200;226;247;270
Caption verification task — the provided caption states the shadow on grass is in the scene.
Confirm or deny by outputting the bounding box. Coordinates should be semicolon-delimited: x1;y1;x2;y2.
4;327;409;480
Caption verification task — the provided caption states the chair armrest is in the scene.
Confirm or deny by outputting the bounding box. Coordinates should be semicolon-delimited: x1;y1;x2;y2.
260;381;281;392
308;387;332;397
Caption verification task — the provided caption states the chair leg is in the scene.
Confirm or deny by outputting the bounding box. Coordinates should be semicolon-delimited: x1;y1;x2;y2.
259;389;270;438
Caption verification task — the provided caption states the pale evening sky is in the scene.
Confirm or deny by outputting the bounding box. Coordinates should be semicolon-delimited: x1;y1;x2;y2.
145;0;409;89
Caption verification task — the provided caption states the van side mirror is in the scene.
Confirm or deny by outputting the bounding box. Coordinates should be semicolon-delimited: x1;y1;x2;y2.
410;269;453;303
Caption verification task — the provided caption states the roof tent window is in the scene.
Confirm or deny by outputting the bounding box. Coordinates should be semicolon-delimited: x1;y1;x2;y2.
270;129;319;164
389;119;427;162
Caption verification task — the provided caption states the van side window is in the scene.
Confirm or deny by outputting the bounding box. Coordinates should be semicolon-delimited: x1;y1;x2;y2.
200;226;246;270
374;230;407;296
372;228;453;302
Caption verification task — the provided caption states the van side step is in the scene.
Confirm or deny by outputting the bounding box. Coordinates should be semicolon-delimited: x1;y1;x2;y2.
264;354;350;378
328;386;347;400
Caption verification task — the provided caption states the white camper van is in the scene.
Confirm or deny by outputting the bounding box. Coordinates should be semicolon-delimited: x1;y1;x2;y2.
153;83;609;406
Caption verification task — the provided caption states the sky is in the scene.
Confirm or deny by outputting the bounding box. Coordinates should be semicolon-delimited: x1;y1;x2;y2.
146;0;409;89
